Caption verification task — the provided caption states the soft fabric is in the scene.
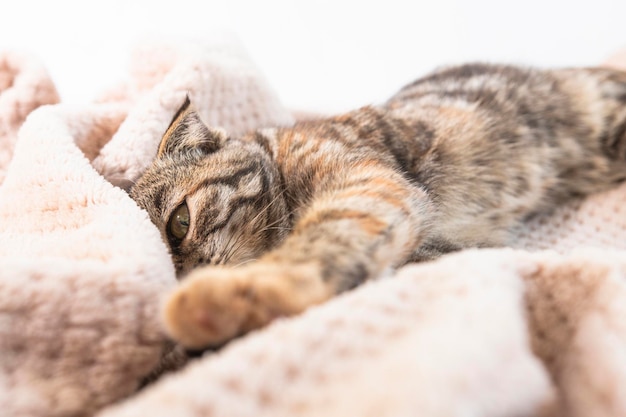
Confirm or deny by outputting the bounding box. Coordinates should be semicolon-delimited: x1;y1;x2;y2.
1;38;626;417
0;51;59;183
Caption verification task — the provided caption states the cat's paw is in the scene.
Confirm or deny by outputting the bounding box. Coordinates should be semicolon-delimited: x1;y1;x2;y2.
162;263;330;349
163;268;250;349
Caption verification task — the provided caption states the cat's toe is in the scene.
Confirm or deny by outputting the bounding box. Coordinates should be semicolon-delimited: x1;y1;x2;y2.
162;271;248;349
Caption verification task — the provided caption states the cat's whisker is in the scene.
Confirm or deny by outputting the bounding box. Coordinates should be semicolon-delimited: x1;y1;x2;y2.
219;227;240;263
232;258;258;268
258;226;291;232
256;215;290;232
221;228;252;265
219;205;291;266
220;232;243;264
247;187;288;227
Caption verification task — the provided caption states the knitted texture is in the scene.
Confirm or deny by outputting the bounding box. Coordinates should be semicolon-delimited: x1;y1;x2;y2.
0;104;175;417
2;39;626;417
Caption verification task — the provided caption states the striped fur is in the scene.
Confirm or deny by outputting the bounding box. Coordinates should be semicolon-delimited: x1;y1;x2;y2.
131;63;626;349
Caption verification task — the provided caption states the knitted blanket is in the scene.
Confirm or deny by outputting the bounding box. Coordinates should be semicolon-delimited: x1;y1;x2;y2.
1;39;625;417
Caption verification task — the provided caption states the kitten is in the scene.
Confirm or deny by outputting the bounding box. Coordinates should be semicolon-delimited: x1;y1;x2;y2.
131;63;626;349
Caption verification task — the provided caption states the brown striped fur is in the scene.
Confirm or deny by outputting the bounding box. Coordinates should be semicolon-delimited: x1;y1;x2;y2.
131;63;626;349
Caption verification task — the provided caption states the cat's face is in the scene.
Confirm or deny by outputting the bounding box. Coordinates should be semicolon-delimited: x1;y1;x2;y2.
131;98;289;276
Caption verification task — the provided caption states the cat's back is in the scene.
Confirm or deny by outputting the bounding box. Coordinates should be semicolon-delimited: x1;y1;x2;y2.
274;64;589;166
385;63;579;133
266;64;575;209
264;63;626;249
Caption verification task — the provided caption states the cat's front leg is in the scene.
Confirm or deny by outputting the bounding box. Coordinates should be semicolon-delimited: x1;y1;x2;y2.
164;262;331;349
164;167;429;349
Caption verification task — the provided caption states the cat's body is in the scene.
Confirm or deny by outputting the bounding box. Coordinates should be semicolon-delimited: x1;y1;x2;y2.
131;63;626;349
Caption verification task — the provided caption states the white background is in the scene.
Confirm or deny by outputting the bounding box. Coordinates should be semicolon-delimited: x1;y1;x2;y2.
0;0;625;113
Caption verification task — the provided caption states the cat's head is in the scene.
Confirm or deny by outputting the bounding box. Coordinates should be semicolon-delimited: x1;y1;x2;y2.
131;97;289;276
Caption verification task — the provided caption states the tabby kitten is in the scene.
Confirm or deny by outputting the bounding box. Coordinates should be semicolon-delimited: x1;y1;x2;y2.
131;63;626;349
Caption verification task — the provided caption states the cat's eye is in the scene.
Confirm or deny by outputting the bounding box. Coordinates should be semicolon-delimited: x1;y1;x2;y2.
168;202;190;242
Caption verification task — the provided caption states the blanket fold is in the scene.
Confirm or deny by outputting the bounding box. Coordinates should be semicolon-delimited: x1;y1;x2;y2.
0;51;59;184
0;101;175;417
1;38;626;417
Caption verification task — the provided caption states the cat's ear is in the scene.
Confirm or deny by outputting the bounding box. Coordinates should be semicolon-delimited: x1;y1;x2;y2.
157;96;228;158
